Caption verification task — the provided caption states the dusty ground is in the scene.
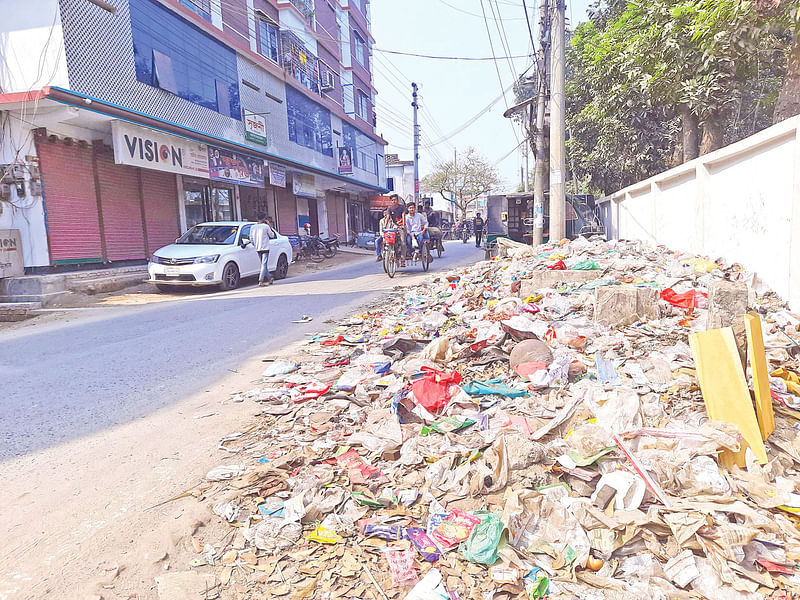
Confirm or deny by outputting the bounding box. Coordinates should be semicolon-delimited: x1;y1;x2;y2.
0;334;338;600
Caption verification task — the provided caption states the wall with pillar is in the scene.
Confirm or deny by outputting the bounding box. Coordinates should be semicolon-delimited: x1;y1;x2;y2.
599;114;800;309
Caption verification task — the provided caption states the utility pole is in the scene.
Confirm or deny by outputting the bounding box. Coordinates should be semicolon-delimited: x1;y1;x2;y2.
412;82;420;204
549;0;566;241
532;0;549;246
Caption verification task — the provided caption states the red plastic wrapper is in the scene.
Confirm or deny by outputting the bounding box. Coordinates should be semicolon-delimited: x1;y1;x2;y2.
410;367;462;413
659;288;708;309
386;548;418;587
546;260;567;270
431;509;482;550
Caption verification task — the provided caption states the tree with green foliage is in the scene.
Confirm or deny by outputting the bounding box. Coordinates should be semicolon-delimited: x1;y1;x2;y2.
566;0;788;195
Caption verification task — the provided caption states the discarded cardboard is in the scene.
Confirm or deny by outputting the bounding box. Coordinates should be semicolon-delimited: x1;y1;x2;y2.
745;313;776;441
689;327;767;466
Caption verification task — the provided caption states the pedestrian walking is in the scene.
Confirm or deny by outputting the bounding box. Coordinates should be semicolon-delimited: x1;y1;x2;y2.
474;212;485;248
251;212;275;286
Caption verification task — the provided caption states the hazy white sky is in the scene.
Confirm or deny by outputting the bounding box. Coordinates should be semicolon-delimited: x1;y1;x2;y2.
371;0;592;191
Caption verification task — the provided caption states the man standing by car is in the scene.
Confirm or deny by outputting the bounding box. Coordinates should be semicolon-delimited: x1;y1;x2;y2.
474;212;485;248
251;212;275;286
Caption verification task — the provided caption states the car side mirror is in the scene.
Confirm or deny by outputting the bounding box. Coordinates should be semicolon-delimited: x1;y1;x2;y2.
241;238;251;247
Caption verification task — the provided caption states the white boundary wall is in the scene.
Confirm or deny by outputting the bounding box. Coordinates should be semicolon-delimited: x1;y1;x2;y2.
599;115;800;309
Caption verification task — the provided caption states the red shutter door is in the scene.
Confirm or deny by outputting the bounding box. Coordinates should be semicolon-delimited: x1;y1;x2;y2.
276;187;296;235
96;152;145;261
37;139;103;264
141;170;180;255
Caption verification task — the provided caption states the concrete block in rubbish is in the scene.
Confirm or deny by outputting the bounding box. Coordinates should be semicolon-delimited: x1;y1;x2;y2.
519;270;603;298
594;286;659;327
707;280;749;370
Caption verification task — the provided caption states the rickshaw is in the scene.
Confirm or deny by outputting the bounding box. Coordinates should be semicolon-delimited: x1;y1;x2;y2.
381;228;432;278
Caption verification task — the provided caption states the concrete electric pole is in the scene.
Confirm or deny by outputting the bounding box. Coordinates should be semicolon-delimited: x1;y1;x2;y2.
549;0;566;241
412;82;420;203
532;0;549;246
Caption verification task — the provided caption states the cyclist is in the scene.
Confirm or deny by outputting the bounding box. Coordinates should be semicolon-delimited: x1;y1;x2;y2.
405;202;429;260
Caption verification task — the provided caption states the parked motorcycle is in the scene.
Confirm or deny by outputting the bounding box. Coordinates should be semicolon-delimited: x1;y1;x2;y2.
318;234;340;258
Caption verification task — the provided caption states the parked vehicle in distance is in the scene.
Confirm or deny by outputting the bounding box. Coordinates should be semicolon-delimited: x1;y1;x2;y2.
147;221;292;291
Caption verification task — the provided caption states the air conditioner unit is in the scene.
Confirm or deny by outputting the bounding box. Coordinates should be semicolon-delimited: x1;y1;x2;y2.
320;71;335;91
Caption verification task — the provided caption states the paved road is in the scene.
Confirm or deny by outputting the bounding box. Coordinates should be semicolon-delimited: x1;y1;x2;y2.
0;241;484;460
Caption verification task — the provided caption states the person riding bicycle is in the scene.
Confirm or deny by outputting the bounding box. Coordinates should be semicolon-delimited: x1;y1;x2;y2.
375;209;393;262
405;202;429;260
388;194;408;266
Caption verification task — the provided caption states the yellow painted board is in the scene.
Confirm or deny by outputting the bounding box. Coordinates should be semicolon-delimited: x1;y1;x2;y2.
689;327;767;467
745;313;776;441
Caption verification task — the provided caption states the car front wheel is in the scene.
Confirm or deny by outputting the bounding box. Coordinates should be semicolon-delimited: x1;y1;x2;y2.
274;254;289;280
219;262;240;290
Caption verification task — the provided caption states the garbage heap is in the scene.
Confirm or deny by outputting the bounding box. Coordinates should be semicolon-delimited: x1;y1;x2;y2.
180;237;800;600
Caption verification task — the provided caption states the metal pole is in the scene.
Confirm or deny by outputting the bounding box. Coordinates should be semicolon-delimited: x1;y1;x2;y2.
549;0;566;242
412;82;420;204
532;0;548;246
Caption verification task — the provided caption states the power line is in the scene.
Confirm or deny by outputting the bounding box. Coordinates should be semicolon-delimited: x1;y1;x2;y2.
373;48;531;61
436;0;526;20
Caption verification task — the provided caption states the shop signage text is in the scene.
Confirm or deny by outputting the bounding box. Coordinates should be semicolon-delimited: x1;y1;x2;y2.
244;111;268;146
268;163;286;188
0;229;23;278
111;121;209;177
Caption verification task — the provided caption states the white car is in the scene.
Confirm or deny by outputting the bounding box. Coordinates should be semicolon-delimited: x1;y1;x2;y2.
148;221;293;291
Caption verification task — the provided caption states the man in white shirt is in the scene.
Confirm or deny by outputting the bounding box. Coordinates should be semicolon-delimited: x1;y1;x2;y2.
250;212;275;286
404;202;429;259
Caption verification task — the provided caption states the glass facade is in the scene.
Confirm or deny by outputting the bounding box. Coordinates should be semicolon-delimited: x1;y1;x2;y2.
130;0;241;119
342;123;377;175
286;86;333;157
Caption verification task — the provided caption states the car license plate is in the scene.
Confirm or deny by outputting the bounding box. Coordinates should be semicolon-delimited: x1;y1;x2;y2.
165;266;181;276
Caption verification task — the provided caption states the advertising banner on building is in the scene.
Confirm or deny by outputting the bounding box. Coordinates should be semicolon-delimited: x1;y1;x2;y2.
292;173;316;198
338;146;353;174
244;111;268;145
208;147;265;188
111;121;209;177
268;163;286;188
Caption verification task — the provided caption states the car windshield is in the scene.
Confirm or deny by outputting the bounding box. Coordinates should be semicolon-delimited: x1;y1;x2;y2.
177;225;238;245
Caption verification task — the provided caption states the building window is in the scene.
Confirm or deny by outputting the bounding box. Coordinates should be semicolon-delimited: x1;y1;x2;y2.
286;85;333;156
258;20;279;63
353;31;366;66
180;0;211;21
130;0;241;119
387;177;394;191
356;91;369;120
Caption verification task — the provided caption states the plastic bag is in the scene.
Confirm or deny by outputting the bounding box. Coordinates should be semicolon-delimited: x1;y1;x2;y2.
571;259;600;270
462;378;527;398
405;527;441;562
305;523;342;544
659;288;708;309
386;548;418;587
432;509;482;550
459;511;504;565
410;367;462;413
546;260;567;270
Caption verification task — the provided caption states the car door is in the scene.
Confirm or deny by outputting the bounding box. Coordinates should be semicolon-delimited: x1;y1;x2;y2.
237;224;261;276
267;228;280;270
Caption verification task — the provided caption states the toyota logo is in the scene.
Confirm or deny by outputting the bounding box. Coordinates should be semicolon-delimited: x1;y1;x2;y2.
169;258;177;265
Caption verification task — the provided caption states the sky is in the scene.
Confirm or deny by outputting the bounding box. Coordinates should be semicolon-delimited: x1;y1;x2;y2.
370;0;593;192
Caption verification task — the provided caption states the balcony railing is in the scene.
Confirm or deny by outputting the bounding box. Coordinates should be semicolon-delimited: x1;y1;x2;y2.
288;0;314;23
281;30;320;94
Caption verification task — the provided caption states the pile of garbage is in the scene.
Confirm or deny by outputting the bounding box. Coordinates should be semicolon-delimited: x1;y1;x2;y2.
170;237;800;600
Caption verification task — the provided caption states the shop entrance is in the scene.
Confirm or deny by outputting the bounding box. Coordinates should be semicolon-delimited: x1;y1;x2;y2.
183;179;235;226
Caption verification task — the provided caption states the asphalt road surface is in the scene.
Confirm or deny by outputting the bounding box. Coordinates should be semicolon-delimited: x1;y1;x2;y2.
0;241;484;460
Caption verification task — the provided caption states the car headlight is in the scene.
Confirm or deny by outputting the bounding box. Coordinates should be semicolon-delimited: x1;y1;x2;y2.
150;255;164;264
193;255;220;264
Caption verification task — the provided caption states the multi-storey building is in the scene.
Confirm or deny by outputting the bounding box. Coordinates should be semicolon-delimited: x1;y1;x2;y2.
0;0;385;270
